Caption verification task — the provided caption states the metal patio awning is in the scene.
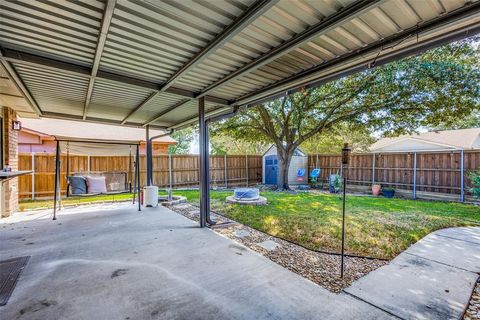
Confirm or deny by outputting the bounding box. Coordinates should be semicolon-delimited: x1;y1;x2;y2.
0;0;479;130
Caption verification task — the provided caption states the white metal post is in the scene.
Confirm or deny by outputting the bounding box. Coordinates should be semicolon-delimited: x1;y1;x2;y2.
460;150;465;202
413;152;417;199
31;153;35;200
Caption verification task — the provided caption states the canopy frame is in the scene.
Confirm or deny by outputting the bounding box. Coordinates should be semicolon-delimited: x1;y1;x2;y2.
52;138;142;220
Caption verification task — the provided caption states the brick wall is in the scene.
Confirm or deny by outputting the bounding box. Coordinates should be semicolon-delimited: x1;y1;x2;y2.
1;107;19;217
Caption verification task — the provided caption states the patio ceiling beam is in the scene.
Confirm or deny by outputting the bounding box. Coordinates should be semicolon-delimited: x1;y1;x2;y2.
159;0;279;92
0;50;42;116
83;0;117;120
195;0;383;98
0;48;231;106
169;105;233;130
143;99;191;127
122;0;278;124
121;92;157;125
234;2;480;107
42;111;167;130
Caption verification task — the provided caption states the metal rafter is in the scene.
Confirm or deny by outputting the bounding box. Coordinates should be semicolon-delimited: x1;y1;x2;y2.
0;50;42;116
125;0;278;126
1;48;231;106
170;105;232;130
42;111;166;130
83;0;116;120
143;99;191;126
160;0;279;92
233;2;480;107
121;92;157;125
195;0;383;98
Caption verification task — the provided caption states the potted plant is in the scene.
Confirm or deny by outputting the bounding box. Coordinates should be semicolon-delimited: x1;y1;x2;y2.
372;184;381;196
382;187;395;198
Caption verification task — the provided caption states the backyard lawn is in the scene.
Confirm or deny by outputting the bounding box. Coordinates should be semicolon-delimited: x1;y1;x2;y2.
178;190;480;259
19;190;479;259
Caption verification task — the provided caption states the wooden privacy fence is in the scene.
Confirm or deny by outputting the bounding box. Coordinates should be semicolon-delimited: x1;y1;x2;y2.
18;154;262;199
308;150;480;201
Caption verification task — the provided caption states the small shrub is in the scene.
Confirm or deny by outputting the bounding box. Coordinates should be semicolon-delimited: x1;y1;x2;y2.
469;169;480;198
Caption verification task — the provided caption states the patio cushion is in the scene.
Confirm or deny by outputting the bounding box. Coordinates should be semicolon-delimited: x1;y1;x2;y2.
68;176;87;195
86;176;107;194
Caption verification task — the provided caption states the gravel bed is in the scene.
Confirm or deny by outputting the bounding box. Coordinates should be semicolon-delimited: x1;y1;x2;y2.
168;203;387;293
464;278;480;320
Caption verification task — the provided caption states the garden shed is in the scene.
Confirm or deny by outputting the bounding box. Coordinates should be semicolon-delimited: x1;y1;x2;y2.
263;145;308;186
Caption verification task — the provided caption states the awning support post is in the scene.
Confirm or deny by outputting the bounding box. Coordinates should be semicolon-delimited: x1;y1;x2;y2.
53;140;60;220
199;96;213;227
199;97;207;227
136;144;141;211
146;125;153;186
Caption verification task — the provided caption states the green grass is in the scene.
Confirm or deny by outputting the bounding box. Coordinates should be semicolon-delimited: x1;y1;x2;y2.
19;191;169;211
178;190;480;259
20;189;480;259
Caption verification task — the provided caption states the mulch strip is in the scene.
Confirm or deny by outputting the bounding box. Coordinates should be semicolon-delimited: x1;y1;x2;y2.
170;203;387;293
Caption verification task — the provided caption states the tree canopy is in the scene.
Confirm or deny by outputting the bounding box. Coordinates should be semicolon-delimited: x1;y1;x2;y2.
212;37;480;189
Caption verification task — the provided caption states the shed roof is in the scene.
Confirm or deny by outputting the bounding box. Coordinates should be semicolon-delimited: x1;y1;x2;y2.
19;117;176;144
1;0;479;128
370;128;480;151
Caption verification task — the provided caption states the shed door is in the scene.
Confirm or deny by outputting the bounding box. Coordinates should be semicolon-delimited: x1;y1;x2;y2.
265;155;277;185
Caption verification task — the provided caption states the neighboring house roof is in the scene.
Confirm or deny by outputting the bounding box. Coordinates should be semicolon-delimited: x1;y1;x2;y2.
370;128;480;152
19;117;176;144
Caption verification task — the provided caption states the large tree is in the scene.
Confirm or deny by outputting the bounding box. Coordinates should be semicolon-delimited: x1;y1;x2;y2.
213;38;480;190
168;127;195;154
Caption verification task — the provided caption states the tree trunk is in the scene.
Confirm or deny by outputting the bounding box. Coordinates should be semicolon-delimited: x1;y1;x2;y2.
276;147;294;191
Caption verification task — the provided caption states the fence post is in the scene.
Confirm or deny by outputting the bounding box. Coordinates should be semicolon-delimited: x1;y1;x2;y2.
372;153;375;184
31;153;35;200
245;153;249;186
224;154;227;188
413;152;417;199
169;154;173;190
460;149;465;202
87;155;90;175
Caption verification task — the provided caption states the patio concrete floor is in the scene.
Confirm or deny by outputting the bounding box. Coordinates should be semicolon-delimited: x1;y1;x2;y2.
1;204;478;320
0;204;394;320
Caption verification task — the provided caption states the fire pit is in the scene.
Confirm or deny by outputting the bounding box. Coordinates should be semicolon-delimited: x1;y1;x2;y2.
226;188;267;205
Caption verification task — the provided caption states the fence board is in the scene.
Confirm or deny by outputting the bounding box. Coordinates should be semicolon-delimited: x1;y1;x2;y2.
19;154;262;198
308;150;479;198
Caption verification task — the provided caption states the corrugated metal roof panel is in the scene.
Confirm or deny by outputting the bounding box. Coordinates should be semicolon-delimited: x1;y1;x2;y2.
1;0;478;128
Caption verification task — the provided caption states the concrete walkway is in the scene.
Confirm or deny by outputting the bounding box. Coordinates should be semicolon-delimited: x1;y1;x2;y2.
0;204;393;320
345;227;480;320
1;205;478;320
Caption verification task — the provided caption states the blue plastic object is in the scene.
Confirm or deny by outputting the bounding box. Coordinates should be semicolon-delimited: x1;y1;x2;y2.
310;169;320;178
297;168;306;177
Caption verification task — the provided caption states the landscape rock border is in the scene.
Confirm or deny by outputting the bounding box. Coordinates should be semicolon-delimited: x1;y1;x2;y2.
170;202;387;293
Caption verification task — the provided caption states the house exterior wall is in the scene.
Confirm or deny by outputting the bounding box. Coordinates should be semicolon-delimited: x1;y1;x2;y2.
18;131;172;155
1;107;19;217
